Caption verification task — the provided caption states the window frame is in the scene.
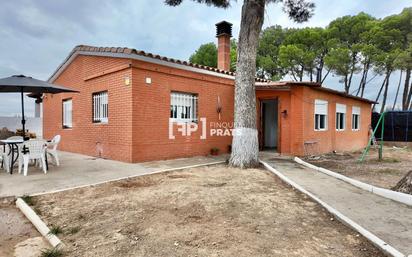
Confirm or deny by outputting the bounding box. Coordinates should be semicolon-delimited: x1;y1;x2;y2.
92;91;109;124
352;114;360;131
335;103;347;131
314;99;328;131
352;106;361;131
169;91;198;123
62;98;73;129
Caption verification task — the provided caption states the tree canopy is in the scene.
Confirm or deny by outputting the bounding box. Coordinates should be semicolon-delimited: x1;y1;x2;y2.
189;40;237;71
189;7;412;111
189;42;218;68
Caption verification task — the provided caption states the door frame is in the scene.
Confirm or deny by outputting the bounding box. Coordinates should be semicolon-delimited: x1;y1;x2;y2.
258;97;281;152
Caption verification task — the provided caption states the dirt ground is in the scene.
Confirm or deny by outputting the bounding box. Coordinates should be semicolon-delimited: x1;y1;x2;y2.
33;165;385;257
0;198;47;257
306;146;412;190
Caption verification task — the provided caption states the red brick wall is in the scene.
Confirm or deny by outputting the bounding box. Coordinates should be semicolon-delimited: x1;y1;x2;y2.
298;86;371;155
290;87;306;155
43;55;134;162
130;59;233;162
255;86;371;156
43;54;372;162
43;55;234;162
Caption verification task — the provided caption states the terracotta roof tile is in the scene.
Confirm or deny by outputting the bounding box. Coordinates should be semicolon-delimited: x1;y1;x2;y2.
256;81;376;104
50;45;374;103
71;44;270;82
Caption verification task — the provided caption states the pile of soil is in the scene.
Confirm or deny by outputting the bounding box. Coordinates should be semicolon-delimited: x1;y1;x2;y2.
33;165;385;257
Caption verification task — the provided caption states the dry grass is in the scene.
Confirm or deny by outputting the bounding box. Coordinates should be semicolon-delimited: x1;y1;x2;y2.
306;146;412;190
32;165;385;257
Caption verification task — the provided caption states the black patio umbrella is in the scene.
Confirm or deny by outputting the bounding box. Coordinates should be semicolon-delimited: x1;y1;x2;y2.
0;75;78;140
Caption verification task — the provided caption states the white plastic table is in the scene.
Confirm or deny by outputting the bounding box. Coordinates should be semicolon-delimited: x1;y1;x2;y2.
1;139;23;174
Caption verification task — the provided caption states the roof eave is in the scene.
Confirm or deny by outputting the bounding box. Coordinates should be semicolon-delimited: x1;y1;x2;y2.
49;45;271;84
48;47;237;83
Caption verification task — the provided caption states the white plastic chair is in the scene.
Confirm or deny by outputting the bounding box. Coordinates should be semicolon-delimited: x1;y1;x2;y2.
47;135;61;166
0;145;10;173
18;140;47;176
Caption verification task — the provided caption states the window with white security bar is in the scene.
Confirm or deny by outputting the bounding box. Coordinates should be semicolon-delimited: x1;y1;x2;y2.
352;106;361;130
62;99;72;128
92;91;108;123
170;92;198;122
336;103;346;131
314;99;328;131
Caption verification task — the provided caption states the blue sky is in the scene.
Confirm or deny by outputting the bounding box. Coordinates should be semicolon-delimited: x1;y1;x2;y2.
0;0;410;116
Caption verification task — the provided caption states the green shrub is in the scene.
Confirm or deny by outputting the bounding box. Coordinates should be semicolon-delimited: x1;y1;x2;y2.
21;195;35;206
48;225;63;235
40;247;64;257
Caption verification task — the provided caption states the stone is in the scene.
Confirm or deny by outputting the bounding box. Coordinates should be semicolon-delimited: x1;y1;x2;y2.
14;237;49;257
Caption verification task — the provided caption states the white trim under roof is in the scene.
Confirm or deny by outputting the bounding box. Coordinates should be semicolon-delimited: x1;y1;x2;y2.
48;50;236;83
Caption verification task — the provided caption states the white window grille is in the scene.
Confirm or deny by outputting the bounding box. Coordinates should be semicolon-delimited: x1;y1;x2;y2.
352;106;361;131
170;92;198;122
314;99;328;131
62;99;72;128
93;91;108;123
336;103;346;131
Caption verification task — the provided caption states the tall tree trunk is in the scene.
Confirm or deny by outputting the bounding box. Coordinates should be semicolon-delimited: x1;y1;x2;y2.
392;70;403;110
229;0;264;168
346;53;357;93
360;68;369;98
316;60;324;83
357;61;370;97
316;68;321;83
362;73;379;98
409;93;412;109
360;68;368;97
402;68;411;110
356;62;366;96
321;68;331;84
372;75;387;111
380;72;392;113
344;75;349;94
407;80;412;110
291;70;298;81
299;66;304;81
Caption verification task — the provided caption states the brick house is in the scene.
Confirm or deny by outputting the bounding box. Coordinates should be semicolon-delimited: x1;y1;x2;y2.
43;21;374;162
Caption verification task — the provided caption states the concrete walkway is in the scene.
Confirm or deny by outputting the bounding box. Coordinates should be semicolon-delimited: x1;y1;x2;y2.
0;151;227;198
261;156;412;256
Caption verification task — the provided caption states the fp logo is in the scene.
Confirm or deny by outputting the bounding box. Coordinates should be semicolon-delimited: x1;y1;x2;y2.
169;118;207;140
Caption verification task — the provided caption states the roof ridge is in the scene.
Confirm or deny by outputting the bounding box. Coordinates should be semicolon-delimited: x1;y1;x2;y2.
70;44;269;82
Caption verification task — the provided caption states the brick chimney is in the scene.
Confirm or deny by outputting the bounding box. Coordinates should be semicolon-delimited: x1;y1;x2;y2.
216;21;232;71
